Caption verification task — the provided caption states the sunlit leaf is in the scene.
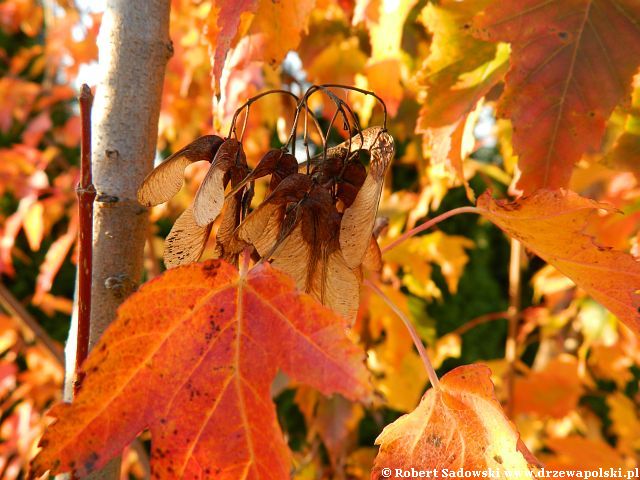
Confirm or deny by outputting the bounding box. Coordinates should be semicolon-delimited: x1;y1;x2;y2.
473;0;640;192
477;189;640;334
372;365;538;479
32;260;371;478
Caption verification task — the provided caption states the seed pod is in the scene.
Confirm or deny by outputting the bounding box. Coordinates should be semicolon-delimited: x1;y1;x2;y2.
163;206;212;268
192;138;246;227
339;129;394;269
137;135;224;207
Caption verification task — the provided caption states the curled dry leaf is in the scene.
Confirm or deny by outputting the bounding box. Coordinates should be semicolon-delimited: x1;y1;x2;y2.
477;189;640;335
137;135;224;207
31;260;371;479
372;365;539;479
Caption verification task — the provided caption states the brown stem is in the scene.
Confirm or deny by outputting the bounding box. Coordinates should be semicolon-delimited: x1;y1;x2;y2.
365;279;440;390
74;84;95;393
0;282;64;365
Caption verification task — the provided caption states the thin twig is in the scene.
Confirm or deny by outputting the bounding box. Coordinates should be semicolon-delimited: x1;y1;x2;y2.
381;206;480;254
452;310;511;337
505;239;522;416
365;279;440;390
318;83;388;129
229;89;324;149
0;282;64;365
74;84;95;392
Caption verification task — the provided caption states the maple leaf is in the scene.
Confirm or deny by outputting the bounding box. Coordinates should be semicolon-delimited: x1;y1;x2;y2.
589;342;635;388
382;231;474;300
512;355;583;419
543;436;626;470
416;0;508;201
204;0;259;91
606;392;640;456
305;37;368;87
32;260;371;478
604;76;640;173
417;0;501;128
473;0;640;193
372;365;538;479
244;0;315;67
356;0;417;116
33;212;78;304
295;388;364;468
477;189;640;335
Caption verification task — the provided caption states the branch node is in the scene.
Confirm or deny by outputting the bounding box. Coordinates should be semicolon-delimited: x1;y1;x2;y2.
105;149;120;161
104;274;134;298
96;194;119;203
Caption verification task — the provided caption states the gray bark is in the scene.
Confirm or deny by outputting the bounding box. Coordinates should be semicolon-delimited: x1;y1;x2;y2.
90;0;172;348
63;1;172;478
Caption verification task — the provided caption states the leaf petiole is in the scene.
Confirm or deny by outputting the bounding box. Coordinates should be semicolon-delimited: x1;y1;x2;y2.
381;206;480;254
364;279;441;390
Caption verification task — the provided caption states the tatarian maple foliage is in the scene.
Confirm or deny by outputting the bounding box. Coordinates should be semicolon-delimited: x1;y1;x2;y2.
473;0;640;193
372;365;539;479
4;0;640;477
31;260;371;478
476;189;640;334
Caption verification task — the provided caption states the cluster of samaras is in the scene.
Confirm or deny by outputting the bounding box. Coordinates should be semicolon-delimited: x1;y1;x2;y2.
137;88;394;321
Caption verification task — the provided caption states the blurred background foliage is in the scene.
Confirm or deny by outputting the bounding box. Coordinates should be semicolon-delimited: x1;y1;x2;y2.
1;0;640;478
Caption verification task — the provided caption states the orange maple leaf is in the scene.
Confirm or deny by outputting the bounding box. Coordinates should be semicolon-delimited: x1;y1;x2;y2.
473;0;640;193
477;189;640;335
205;0;259;91
372;365;539;479
31;260;371;478
512;356;583;419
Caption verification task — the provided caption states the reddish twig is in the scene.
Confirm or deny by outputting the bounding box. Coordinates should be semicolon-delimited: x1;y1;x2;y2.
381;206;480;254
74;84;95;393
452;310;511;337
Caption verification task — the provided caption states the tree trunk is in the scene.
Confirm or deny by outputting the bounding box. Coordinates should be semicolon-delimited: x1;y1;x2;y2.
91;0;172;346
64;1;172;478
